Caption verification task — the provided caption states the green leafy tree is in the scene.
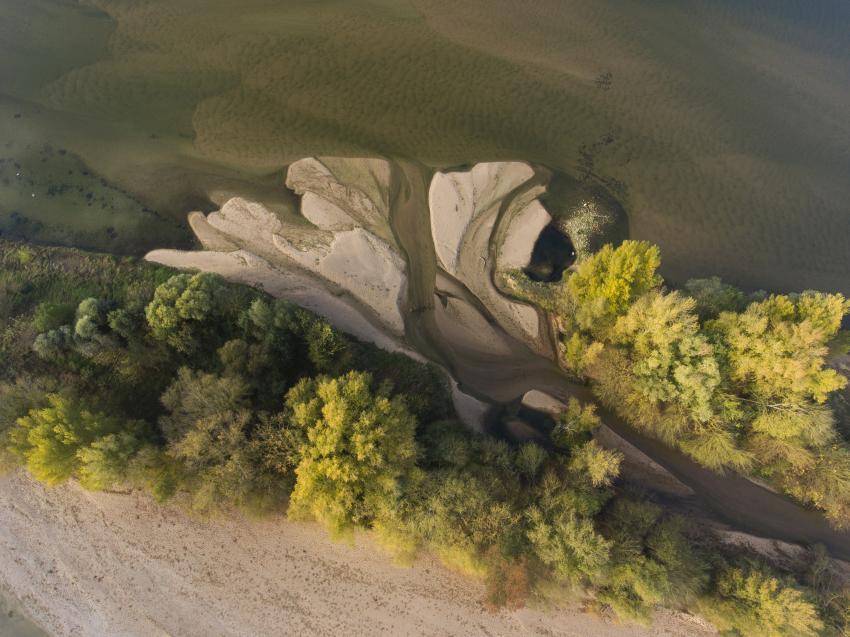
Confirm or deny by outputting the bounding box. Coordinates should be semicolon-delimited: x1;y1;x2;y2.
159;368;249;443
306;321;350;373
552;398;602;448
598;499;708;624
612;290;721;423
32;325;74;360
76;426;152;491
167;409;276;513
514;442;548;480
562;332;604;378
526;470;612;583
684;277;746;321
74;297;110;340
417;469;518;576
711;293;849;406
145;273;225;352
0;377;57;472
569;441;622;487
8;394;148;487
678;423;753;472
286;371;419;536
804;544;850;636
782;445;850;527
32;302;74;333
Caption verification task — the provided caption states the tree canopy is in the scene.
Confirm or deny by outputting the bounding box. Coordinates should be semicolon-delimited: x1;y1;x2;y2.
552;240;850;523
0;239;837;635
559;240;662;338
286;371;419;536
700;563;823;637
9;394;150;488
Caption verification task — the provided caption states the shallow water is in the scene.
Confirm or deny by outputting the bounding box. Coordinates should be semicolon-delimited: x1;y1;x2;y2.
1;0;848;292
0;589;48;637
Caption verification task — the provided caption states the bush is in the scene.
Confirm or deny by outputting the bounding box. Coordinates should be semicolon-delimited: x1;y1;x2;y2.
33;302;75;332
8;394;150;487
597;499;708;624
700;562;823;637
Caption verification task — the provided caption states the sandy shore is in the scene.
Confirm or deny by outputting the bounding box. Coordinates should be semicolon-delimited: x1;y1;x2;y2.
0;472;715;637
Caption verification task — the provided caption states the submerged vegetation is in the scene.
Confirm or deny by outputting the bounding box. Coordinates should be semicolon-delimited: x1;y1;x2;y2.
1;239;846;635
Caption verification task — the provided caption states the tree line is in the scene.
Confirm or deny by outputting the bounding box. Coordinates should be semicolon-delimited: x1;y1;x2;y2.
0;240;846;635
531;240;850;527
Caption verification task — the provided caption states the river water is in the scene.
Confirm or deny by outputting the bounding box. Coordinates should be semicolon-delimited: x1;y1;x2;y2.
1;0;849;293
0;589;48;637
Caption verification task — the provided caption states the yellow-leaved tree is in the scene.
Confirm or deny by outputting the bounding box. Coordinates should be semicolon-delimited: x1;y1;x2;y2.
286;371;419;537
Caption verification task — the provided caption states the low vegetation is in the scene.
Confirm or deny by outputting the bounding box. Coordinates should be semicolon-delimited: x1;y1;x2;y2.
1;240;846;635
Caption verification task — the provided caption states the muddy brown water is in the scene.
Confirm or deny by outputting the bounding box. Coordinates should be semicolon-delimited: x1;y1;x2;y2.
1;0;849;295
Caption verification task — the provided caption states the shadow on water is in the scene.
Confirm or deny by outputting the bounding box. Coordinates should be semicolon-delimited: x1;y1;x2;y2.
524;224;576;282
3;0;850;291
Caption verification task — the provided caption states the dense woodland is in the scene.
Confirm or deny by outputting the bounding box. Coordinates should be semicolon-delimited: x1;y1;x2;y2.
547;241;850;527
1;239;849;636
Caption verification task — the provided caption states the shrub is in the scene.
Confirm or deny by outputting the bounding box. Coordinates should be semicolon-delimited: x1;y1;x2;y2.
700;562;823;637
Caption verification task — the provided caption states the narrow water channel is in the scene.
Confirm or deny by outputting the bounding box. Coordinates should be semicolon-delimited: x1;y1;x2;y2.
386;159;850;560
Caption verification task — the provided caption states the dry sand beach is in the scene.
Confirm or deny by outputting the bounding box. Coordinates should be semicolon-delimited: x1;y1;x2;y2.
0;472;716;637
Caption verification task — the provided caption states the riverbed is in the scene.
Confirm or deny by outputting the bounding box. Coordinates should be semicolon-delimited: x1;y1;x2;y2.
1;0;849;292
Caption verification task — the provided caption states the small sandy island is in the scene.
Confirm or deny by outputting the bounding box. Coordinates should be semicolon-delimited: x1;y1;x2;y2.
0;472;715;637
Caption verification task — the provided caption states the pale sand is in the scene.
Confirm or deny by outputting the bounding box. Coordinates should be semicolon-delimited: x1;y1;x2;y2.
428;162;546;352
449;381;491;433
522;389;569;415
272;227;407;335
187;211;239;252
0;472;716;637
496;199;551;271
300;192;356;231
184;197;408;336
434;295;515;358
286;157;396;246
